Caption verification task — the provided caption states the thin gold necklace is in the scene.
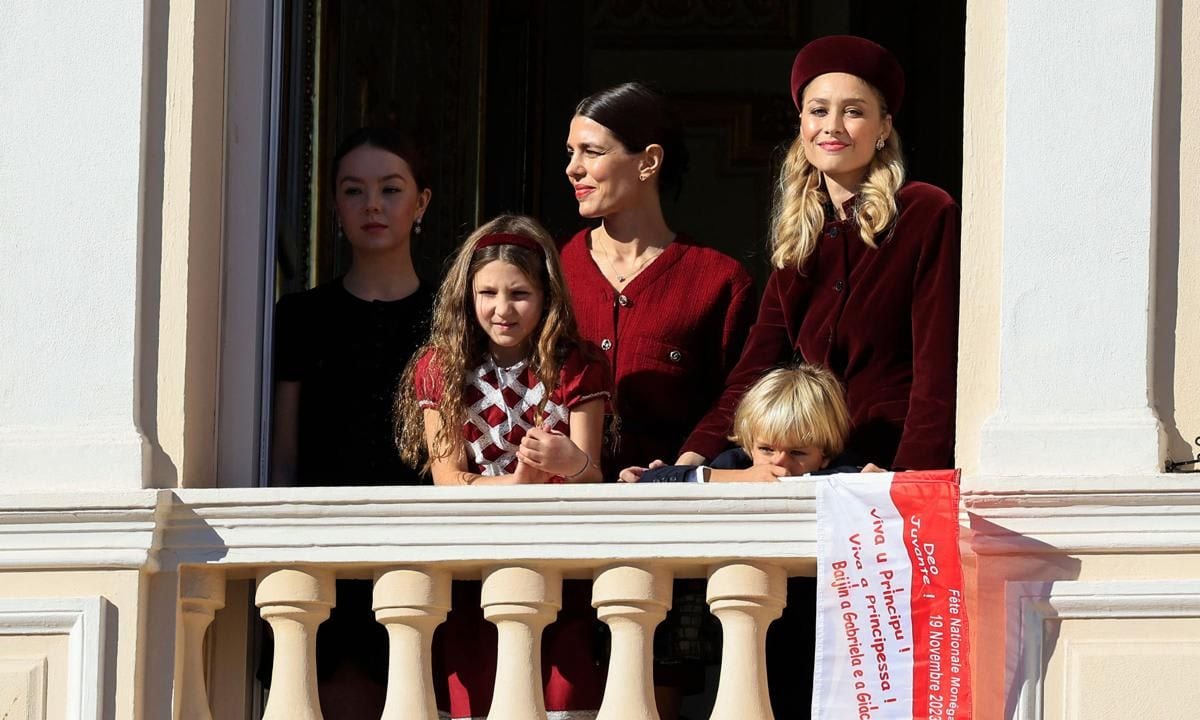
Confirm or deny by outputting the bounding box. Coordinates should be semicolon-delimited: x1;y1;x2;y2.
595;237;661;285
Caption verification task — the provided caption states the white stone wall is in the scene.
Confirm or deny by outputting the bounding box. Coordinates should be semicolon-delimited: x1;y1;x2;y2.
0;1;148;490
0;2;1198;718
978;0;1166;476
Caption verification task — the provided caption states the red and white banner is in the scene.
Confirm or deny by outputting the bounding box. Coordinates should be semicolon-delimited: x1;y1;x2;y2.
813;470;971;720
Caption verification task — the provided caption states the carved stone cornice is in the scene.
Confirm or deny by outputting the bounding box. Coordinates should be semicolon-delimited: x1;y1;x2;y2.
963;474;1200;554
0;491;163;571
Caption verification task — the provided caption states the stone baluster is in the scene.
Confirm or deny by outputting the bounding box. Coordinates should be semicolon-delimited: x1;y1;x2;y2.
255;567;335;720
175;567;226;720
708;562;786;720
373;567;451;720
592;564;671;720
481;565;562;720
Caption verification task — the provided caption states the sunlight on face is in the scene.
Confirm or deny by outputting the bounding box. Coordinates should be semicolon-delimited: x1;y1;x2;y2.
749;440;828;477
564;115;647;219
472;260;545;366
800;72;892;190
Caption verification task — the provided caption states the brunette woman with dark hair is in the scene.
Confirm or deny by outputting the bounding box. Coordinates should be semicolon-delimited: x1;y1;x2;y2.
265;127;434;719
562;81;756;481
272;127;433;488
561;82;757;718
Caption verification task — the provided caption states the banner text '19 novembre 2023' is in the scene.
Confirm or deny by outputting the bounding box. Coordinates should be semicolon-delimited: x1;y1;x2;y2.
812;470;971;720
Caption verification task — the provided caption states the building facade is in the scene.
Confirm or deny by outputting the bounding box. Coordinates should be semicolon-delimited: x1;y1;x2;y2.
1;0;1198;717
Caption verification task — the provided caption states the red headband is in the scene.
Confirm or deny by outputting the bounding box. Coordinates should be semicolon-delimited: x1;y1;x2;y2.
474;232;545;256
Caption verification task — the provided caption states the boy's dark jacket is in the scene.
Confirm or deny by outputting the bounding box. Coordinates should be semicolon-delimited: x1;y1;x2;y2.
637;447;863;482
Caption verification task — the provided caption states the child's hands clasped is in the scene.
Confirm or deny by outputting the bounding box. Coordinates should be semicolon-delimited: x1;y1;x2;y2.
518;426;588;477
512;457;553;484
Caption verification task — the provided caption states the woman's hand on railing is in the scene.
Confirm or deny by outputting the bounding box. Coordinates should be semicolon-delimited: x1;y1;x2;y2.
617;459;665;483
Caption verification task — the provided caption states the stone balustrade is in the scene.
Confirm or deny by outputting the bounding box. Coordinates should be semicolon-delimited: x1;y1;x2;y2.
50;482;820;720
9;478;1200;720
177;559;793;720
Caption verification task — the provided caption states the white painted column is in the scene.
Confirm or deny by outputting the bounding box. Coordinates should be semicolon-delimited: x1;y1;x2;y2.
0;3;148;490
980;0;1166;475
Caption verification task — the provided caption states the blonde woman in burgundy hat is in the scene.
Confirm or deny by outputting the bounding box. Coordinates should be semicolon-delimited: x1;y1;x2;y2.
677;35;961;717
682;35;960;475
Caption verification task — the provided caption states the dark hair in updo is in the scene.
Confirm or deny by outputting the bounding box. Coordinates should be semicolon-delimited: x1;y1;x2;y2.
574;82;689;199
329;127;430;192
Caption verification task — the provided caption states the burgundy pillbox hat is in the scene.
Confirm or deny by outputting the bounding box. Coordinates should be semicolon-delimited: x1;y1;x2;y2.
790;35;905;115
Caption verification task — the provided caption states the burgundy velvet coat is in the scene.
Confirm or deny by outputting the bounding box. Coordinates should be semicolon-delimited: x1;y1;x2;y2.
560;229;756;477
683;182;961;470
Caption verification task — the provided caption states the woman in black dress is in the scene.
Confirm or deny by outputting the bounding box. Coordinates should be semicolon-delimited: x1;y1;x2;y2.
267;127;435;719
272;127;434;488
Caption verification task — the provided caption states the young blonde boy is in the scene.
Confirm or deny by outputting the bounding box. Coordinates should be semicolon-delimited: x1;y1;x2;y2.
622;364;880;482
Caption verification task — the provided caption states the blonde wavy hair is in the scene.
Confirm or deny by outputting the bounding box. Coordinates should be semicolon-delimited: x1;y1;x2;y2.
770;91;906;271
729;364;851;459
395;214;586;469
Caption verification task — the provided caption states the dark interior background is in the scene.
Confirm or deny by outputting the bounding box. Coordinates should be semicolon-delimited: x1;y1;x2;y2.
267;2;967;713
275;0;966;295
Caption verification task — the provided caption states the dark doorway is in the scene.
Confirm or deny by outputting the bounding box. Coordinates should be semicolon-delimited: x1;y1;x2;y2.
267;3;967;715
274;0;965;295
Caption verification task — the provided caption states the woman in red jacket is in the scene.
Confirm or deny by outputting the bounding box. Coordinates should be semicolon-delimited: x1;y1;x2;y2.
680;35;960;473
561;82;757;480
561;82;756;718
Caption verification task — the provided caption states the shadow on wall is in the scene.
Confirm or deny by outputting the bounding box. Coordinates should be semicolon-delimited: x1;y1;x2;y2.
141;496;231;719
136;0;180;490
965;514;1083;719
1154;0;1191;467
102;599;118;720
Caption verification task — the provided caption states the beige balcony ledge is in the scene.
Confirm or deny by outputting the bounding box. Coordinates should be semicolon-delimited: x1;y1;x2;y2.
4;476;1200;572
158;484;825;720
5;478;1200;719
159;483;820;574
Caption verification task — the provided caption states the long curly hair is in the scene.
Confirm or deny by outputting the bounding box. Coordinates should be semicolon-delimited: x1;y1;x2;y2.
770;95;905;271
395;214;585;469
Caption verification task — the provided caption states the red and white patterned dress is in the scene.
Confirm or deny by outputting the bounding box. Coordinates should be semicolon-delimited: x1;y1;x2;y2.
413;344;611;720
414;345;610;480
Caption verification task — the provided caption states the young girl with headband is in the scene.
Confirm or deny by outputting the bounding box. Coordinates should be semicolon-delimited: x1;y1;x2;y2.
396;213;610;486
396;214;608;718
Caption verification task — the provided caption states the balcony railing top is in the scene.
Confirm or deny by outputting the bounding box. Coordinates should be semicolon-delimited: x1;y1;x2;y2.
4;475;1200;573
163;483;822;576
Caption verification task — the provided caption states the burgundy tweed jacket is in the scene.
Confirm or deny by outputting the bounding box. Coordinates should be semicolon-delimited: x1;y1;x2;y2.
683;182;961;470
560;229;757;476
